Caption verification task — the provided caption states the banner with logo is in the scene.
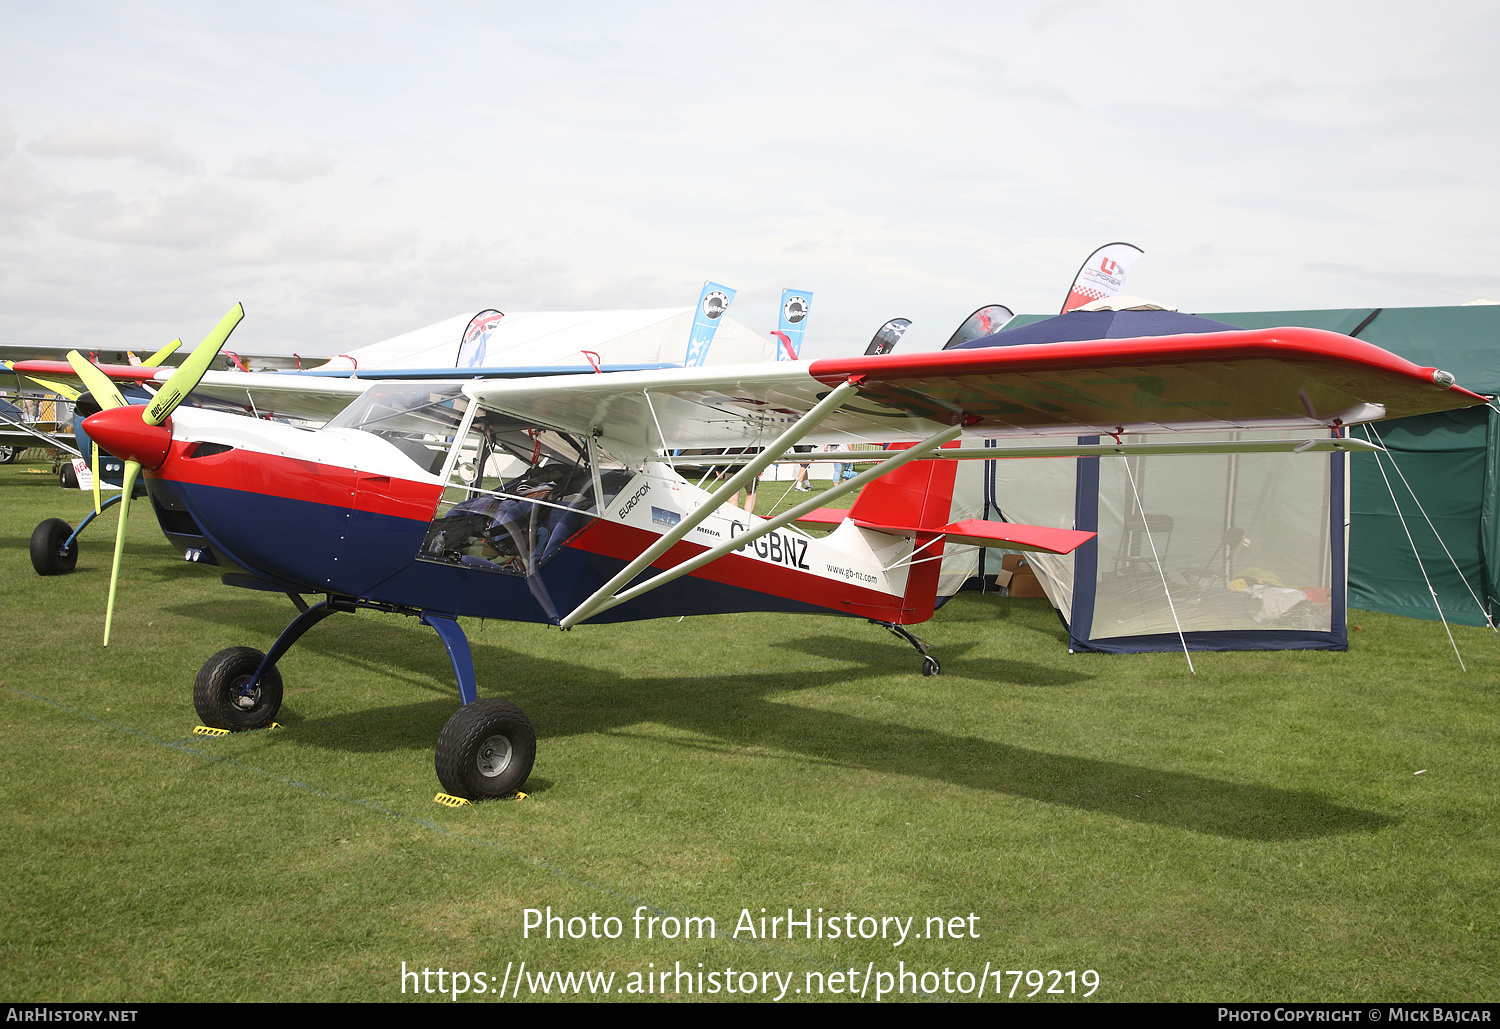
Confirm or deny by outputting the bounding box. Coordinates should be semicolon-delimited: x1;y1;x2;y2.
864;317;911;356
1061;242;1144;313
456;309;505;368
941;305;1014;350
684;281;736;367
775;289;813;360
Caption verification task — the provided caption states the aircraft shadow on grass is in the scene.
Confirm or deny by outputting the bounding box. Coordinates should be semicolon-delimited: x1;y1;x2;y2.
166;600;1391;842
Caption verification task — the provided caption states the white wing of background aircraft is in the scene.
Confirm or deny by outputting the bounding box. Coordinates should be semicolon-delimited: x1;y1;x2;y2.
13;307;780;426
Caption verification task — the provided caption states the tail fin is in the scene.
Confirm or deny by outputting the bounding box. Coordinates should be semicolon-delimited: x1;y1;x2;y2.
848;443;958;624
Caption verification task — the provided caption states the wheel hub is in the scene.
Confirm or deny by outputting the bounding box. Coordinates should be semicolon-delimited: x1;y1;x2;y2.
231;676;261;711
476;735;513;777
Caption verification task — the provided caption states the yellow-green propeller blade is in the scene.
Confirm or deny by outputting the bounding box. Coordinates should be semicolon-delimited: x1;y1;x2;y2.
143;304;242;426
103;459;141;647
92;443;101;516
140;339;183;368
18;372;82;402
65;351;129;410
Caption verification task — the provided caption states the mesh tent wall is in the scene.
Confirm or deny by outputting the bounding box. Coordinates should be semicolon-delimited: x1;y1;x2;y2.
939;310;1348;653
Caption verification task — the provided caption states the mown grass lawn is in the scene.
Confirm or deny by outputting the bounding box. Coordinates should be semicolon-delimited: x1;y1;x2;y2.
0;456;1495;1002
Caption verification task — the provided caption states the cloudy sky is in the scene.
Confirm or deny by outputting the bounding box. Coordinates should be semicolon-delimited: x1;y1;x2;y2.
2;1;1497;358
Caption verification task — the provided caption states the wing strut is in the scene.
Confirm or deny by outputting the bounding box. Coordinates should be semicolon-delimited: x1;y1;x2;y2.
560;379;866;628
559;407;963;628
560;377;862;628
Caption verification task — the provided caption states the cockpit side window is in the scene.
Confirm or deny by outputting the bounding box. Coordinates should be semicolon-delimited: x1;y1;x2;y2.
416;410;629;577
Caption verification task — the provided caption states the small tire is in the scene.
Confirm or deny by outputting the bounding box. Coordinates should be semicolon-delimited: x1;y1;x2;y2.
30;518;78;576
435;699;536;799
194;647;283;731
921;655;941;677
60;462;78;489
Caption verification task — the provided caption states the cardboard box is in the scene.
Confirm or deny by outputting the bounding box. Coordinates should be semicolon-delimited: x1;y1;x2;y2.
1007;567;1048;598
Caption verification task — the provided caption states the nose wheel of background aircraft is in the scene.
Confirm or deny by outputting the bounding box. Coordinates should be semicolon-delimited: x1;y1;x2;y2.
30;518;78;576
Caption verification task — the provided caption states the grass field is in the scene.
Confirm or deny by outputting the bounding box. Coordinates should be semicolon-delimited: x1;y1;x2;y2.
0;454;1495;1003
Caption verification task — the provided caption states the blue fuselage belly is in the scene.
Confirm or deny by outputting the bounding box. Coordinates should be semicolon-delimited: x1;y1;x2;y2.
164;480;836;624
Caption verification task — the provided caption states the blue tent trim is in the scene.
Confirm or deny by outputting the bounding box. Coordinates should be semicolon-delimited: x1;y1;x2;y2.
1070;630;1348;654
953;309;1243;349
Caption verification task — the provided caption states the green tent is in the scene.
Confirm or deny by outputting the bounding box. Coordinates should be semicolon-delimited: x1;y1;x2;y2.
1001;304;1500;626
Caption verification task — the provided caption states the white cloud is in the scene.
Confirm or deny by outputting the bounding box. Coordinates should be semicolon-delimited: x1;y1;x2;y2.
31;119;196;171
228;152;334;182
59;185;259;248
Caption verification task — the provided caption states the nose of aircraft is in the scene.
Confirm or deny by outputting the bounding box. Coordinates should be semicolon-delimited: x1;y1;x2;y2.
82;406;173;471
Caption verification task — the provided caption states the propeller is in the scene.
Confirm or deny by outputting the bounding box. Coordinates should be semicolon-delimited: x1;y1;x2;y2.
7;366;82;402
69;340;179;513
140;339;183;368
76;304;244;645
65;351;129;517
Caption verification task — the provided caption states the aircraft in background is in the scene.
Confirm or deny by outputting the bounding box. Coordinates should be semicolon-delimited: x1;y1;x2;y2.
47;302;1478;801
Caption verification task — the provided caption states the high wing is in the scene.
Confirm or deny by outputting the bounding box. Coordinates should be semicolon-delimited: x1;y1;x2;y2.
467;327;1483;453
9;361;371;423
8;361;672;425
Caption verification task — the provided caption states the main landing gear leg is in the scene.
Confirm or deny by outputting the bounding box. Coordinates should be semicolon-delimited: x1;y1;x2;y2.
191;599;536;799
194;596;355;731
424;614;536;800
871;620;941;676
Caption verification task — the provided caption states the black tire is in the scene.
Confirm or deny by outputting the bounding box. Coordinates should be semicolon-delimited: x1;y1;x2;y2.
30;518;78;576
60;462;78;489
0;446;17;464
193;647;283;731
921;655;941;677
435;699;536;799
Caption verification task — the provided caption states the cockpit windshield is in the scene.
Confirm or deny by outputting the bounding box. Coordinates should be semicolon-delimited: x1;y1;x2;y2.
325;384;470;474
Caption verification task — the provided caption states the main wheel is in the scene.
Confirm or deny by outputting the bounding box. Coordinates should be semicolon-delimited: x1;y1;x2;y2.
194;647;283;731
30;518;78;576
435;699;536;799
59;462;78;489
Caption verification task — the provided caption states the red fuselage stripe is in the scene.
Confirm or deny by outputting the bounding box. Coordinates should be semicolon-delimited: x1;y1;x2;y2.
155;440;444;520
568;519;909;619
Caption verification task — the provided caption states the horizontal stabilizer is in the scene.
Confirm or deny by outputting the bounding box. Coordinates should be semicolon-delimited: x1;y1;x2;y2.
839;515;1091;555
796;506;1092;555
792;507;852;527
933;519;1093;554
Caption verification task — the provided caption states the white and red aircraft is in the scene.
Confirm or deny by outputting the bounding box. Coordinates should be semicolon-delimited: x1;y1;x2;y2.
23;304;1484;800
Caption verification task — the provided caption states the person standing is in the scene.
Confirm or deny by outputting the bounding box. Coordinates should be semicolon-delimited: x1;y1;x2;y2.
793;444;814;491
